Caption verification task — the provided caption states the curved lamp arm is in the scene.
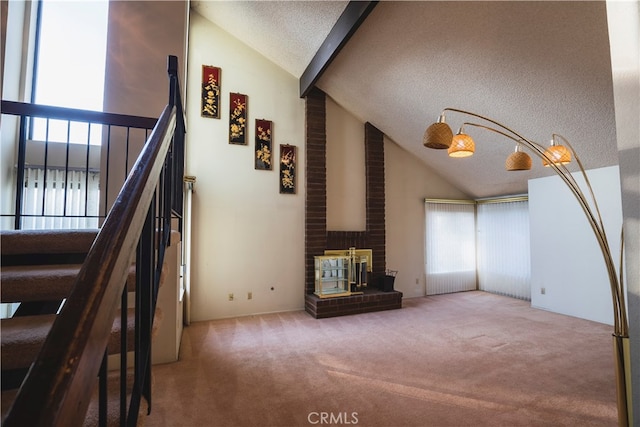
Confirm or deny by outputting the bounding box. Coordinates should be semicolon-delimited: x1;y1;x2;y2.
459;122;522;144
552;133;607;237
428;108;631;426
459;122;611;259
431;116;619;302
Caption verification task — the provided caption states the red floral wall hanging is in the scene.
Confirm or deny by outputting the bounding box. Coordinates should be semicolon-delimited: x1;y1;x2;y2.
279;144;296;194
201;65;220;118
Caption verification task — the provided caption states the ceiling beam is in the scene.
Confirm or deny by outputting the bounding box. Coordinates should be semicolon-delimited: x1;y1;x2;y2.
299;1;378;98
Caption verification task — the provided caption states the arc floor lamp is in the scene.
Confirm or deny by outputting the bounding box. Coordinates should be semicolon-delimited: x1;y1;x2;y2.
424;108;632;427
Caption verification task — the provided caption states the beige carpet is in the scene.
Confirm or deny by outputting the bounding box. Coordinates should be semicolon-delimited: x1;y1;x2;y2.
144;291;616;427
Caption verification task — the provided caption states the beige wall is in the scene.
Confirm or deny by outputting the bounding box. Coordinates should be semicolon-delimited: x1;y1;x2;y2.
186;10;469;320
385;137;468;298
186;11;306;320
103;1;187;118
326;96;468;299
326;96;366;231
102;1;188;210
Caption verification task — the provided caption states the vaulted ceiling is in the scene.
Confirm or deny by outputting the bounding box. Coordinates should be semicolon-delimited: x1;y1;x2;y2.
191;1;619;199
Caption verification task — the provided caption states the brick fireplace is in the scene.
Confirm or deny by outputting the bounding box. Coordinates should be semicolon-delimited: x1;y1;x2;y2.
304;88;402;318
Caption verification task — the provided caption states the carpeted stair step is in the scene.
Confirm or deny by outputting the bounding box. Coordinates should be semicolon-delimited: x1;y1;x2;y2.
1;264;83;303
0;228;169;424
0;308;145;372
1;310;162;424
0;314;56;371
1;264;137;304
1;229;99;265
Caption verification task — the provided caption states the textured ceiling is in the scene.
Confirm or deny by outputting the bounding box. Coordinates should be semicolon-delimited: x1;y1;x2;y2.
192;1;619;199
191;1;348;77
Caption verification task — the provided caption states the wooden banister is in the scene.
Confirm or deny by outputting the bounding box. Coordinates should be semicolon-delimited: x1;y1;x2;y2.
0;100;158;129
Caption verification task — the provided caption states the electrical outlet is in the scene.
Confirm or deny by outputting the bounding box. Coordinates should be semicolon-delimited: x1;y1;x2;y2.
228;293;234;301
541;287;546;295
415;278;419;285
247;292;252;300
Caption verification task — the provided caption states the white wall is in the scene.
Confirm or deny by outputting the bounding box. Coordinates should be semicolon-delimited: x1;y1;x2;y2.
529;166;623;325
187;11;306;321
153;230;183;364
385;137;469;298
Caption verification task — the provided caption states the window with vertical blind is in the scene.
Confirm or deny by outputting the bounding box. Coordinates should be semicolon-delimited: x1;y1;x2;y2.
425;197;530;299
425;200;477;295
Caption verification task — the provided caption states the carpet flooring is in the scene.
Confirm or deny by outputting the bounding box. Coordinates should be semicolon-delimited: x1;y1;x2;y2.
143;291;617;427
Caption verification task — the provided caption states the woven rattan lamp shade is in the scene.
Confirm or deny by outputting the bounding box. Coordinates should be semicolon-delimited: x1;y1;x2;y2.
448;133;475;157
542;145;571;166
505;150;532;171
423;122;453;149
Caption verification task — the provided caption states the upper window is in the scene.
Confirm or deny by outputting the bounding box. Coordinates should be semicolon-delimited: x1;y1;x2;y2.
32;0;109;144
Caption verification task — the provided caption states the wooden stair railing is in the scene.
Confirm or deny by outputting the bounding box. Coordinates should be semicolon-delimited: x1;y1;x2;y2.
2;55;186;426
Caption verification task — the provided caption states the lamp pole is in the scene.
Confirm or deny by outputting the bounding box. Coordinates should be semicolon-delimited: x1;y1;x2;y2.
425;108;632;426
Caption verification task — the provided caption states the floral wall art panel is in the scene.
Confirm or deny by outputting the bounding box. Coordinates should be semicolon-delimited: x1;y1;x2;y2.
255;119;272;170
279;144;296;194
229;93;248;144
201;65;220;118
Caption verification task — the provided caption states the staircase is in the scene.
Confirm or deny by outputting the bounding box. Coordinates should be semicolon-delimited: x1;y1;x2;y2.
1;55;185;426
0;228;164;425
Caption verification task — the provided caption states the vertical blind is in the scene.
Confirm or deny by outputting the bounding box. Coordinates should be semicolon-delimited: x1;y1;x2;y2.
425;197;530;299
477;199;530;299
21;167;100;230
425;201;477;295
